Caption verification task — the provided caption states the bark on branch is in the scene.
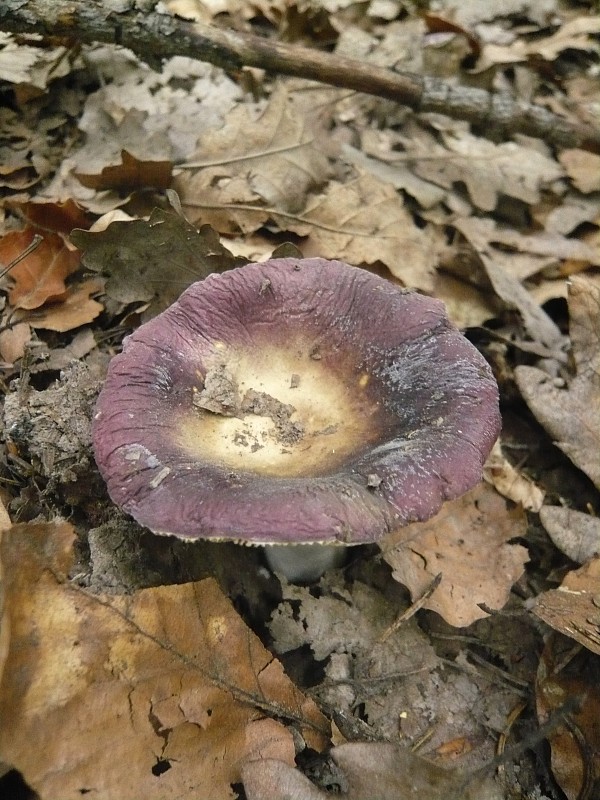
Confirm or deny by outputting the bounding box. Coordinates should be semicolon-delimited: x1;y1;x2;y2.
1;0;599;152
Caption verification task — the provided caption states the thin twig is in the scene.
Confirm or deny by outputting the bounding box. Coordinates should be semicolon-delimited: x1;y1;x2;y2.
378;572;442;643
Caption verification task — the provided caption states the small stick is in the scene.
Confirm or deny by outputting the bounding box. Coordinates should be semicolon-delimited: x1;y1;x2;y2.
379;572;442;643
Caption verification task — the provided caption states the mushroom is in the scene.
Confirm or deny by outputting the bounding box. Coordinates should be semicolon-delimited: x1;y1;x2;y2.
93;258;501;581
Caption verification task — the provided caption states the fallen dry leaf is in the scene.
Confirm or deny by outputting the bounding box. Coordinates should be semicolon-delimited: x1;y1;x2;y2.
270;576;438;667
289;171;436;291
243;742;502;800
559;149;600;194
76;149;173;191
0;320;32;364
483;440;545;512
176;90;435;289
453;217;564;349
532;558;600;654
539;506;600;564
7;198;92;236
380;483;529;627
0;521;328;800
71;205;244;316
432;271;498;328
410;128;564;212
0;33;76;95
29;328;98;374
268;569;525;765
0;227;80;310
175;84;331;232
453;216;599;275
536;634;600;800
475;15;600;73
16;277;105;332
515;277;600;489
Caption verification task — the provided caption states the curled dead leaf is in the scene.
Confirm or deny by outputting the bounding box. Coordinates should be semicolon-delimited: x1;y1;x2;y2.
0;521;328;799
14;277;105;332
380;483;529;627
483;440;545;512
242;742;502;800
539;506;600;564
0;227;80;310
76;149;173;191
515;277;600;489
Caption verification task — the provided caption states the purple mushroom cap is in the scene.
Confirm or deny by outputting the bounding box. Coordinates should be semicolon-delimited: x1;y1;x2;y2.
93;258;501;545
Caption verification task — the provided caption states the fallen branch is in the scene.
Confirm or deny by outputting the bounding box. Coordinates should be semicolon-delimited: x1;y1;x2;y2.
1;0;599;152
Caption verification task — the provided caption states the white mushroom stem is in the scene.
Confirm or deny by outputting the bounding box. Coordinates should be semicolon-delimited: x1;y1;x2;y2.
263;543;347;582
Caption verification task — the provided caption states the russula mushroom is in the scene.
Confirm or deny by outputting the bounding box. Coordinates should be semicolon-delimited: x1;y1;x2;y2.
93;258;500;581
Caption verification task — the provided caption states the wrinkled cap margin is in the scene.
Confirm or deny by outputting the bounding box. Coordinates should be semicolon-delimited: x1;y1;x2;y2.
93;258;501;545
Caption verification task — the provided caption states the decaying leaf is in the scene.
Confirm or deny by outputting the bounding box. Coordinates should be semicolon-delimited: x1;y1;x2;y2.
175;85;331;231
452;217;566;349
432;271;498;328
540;506;600;565
76;149;173;191
7;198;92;235
268;572;523;763
0;521;328;800
559;149;600;194
536;634;600;800
0;321;32;364
242;742;502;800
0;227;80;310
71;206;244;316
410;129;564;212
16;277;105;332
454;216;600;274
515;277;600;489
483;440;545;512
29;328;98;374
270;576;438;667
0;33;76;95
175;88;435;288
475;15;600;72
287;171;436;291
380;483;529;627
532;558;600;655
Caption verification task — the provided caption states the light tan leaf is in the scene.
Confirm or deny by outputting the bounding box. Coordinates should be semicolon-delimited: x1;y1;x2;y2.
0;521;328;800
540;506;600;565
532;557;600;655
454;216;600;275
380;483;529;627
440;0;557;28
30;329;98;374
0;321;32;365
483;440;545;511
17;278;105;332
412;131;564;211
515;277;600;488
0;34;74;91
175;85;331;233
529;16;600;60
291;172;436;291
474;16;600;71
559;149;600;194
453;218;564;349
432;271;497;328
243;743;502;800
